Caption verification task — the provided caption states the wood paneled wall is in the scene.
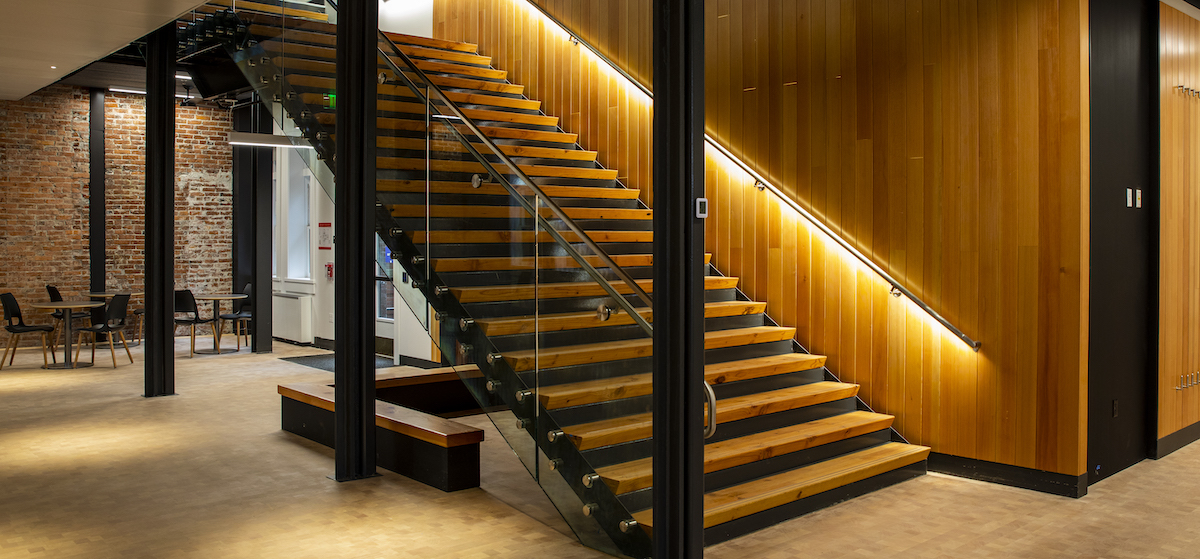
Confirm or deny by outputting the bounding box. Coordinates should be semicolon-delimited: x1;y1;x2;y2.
434;0;1090;476
1159;2;1200;439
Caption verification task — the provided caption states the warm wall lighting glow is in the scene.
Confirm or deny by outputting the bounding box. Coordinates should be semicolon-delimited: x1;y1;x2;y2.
511;0;980;352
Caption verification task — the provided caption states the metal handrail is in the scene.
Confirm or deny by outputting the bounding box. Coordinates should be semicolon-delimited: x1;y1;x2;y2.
523;0;980;352
371;28;655;336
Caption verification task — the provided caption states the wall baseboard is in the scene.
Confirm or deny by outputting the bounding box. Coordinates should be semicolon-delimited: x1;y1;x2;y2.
928;453;1088;498
1155;420;1200;459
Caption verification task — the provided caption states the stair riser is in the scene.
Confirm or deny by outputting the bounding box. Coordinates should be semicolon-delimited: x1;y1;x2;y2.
461;288;736;319
704;340;796;365
616;431;893;511
435;267;654;289
380;192;642;210
422;242;654;259
375;146;600;169
489;314;765;354
393;218;652;233
531;366;825;427
712;367;827;399
579;399;860;469
701;461;927;546
380;169;619;189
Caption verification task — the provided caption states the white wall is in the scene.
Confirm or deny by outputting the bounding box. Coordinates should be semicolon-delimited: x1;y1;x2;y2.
378;0;433;38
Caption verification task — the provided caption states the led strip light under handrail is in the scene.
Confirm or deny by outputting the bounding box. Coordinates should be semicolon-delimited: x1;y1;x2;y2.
522;0;980;352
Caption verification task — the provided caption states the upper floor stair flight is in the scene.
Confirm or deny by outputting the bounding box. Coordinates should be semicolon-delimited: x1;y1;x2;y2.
187;1;931;555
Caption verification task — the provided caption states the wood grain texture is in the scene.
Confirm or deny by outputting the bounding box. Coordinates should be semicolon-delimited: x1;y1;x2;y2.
1159;3;1200;440
435;0;1090;476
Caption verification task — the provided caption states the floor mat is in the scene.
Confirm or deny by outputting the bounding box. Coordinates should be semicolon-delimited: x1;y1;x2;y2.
279;354;399;372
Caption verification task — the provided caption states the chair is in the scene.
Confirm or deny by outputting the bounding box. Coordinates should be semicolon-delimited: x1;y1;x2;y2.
74;294;134;368
46;285;88;353
1;293;55;370
174;290;216;358
219;283;253;350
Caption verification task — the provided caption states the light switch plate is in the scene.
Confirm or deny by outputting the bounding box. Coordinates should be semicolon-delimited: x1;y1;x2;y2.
1127;188;1133;208
1136;189;1142;208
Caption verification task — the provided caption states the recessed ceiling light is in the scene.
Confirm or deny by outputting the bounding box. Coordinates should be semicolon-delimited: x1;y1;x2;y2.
50;66;56;69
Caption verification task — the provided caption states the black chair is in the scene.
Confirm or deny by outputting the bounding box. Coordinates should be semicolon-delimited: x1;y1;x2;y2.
174;290;216;358
75;294;134;368
218;283;253;350
1;293;55;369
46;285;88;353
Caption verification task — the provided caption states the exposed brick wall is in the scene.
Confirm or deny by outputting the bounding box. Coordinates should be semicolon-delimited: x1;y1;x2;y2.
0;84;233;345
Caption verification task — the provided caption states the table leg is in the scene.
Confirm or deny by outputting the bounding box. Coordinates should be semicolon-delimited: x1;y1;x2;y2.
64;314;73;368
213;300;221;353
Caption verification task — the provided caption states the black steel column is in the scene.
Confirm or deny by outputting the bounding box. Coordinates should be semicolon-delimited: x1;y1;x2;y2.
334;0;378;480
652;0;705;555
89;89;106;293
232;97;273;352
144;24;176;397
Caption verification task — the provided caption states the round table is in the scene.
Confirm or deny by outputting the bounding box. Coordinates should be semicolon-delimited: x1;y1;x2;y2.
29;301;104;369
194;294;248;355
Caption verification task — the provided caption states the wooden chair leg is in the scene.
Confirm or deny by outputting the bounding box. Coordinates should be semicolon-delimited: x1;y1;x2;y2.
234;319;241;350
91;331;97;362
1;334;13;371
118;331;133;364
107;332;117;368
75;331;84;365
136;313;144;344
41;333;48;367
213;320;220;354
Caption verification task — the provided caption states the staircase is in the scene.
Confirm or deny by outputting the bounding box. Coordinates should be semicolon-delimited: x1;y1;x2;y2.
191;1;931;555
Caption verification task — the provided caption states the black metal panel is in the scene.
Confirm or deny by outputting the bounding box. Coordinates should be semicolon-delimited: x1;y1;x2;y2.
282;396;336;447
231;96;274;353
143;25;176;398
333;0;379;481
651;0;707;549
701;460;927;546
88;89;106;294
929;452;1087;498
1088;0;1157;486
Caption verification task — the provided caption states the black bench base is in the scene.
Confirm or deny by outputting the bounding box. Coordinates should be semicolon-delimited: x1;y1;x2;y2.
281;396;481;492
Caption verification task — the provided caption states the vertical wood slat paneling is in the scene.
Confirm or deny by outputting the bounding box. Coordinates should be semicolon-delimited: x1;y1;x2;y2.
1159;2;1200;440
434;0;1089;476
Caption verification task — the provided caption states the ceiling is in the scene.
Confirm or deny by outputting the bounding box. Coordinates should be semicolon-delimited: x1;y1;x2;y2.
0;0;209;100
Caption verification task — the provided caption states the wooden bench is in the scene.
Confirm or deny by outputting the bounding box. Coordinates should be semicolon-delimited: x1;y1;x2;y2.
278;381;484;492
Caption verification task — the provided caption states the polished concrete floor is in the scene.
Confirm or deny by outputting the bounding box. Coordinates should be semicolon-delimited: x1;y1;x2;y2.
3;338;1200;558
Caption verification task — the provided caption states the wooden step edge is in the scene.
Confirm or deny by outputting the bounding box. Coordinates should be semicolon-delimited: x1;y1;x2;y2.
565;382;859;451
505;323;787;373
374;137;594;161
537;350;825;410
383;31;480;53
631;442;930;532
410;229;657;244
390;205;651;221
377;180;639;199
453;275;739;304
596;411;896;494
476;285;732;335
376;158;615;180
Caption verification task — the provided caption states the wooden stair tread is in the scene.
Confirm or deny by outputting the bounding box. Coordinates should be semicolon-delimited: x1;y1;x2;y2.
327;114;575;144
377;179;639;200
537;351;826;410
475;277;733;334
504;325;792;373
452;275;739;305
433;252;690;274
407;229;652;244
374;364;480;388
596;411;895;494
564;381;860;450
376;157;618;180
248;24;489;65
382;31;480;53
391;205;648;221
220;0;329;21
299;92;556;127
631;442;930;531
376;136;593;162
275;57;523;95
263;42;506;80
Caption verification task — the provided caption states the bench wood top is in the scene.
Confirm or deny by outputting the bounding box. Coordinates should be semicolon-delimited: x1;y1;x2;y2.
278;383;483;448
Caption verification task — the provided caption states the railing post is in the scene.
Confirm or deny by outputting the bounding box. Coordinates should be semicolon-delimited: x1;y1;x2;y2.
652;0;706;556
333;0;379;481
144;24;176;398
